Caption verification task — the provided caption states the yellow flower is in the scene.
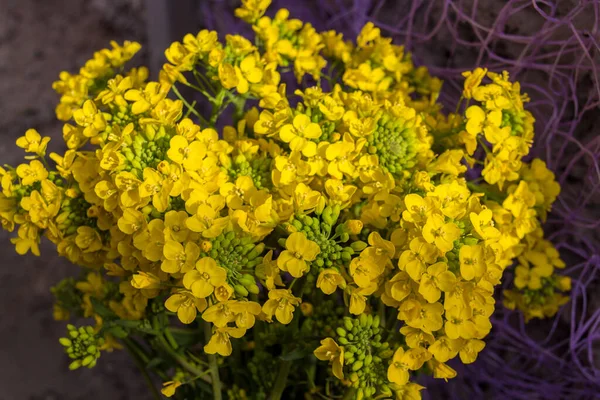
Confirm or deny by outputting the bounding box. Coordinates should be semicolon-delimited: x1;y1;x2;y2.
444;306;477;339
362;231;396;266
162;240;200;274
165;291;207;324
428;336;461;363
316;268;345;295
164;210;190;242
186;203;229;238
161;380;182;398
16;160;48;186
279;114;321;156
73;100;106;137
347;284;377;315
16;129;51;155
398;238;439;281
256;250;284;290
459;339;486;364
402;193;435;224
218;62;239;90
418;262;457;303
462;68;488;98
387;347;410;385
422;215;461;253
229;300;262;329
314;338;344;380
183;257;227;298
131;272;161;290
124;82;166;114
214;283;234;302
114;171;142;208
75;226;103;253
117;208;146;235
262;289;301;324
139;168;171;212
349;256;381;288
325;133;358;179
400;299;444;333
167;136;207;171
204;326;247;356
277;232;320;278
459;244;485;281
470;209;500;240
293;183;321;214
235;54;263;94
235;0;271;23
431;360;457;381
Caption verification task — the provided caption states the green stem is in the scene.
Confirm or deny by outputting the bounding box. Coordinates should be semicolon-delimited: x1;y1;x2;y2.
123;339;162;400
343;388;357;400
269;359;292;400
171;84;209;125
204;322;222;400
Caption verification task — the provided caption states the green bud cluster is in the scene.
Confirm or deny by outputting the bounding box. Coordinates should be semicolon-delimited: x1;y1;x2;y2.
368;112;418;176
248;349;278;399
227;154;273;190
122;133;171;177
287;205;355;280
57;196;98;234
147;196;187;220
522;276;563;306
317;120;337;142
226;384;249;400
445;236;480;275
500;109;526;135
336;315;393;398
107;105;136;127
13;180;42;208
301;299;345;337
59;325;105;370
203;231;264;295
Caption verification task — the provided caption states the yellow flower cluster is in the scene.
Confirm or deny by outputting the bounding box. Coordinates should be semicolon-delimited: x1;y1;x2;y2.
0;1;570;398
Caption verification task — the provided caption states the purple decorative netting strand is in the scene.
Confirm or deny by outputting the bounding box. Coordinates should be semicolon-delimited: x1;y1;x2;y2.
198;1;600;398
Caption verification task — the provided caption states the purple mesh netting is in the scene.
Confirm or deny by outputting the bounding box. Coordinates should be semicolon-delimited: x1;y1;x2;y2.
198;1;600;398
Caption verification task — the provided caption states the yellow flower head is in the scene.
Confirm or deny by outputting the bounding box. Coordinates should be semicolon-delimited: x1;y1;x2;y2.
183;257;227;298
313;338;344;380
262;289;301;324
277;232;320;278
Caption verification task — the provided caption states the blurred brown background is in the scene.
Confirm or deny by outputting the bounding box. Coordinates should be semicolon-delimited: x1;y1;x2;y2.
0;0;152;398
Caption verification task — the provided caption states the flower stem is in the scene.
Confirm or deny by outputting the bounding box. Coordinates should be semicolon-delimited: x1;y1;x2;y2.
123;338;162;400
204;321;222;400
269;359;292;400
343;388;357;400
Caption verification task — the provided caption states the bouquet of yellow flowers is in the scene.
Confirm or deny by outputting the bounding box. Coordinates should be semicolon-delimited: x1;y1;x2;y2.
0;1;571;399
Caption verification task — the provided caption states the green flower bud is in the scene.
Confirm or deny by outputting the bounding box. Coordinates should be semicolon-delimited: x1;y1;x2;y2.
247;284;260;295
350;241;368;252
344;318;354;331
373;315;380;328
234;285;249;297
359;314;368;327
336;328;347;337
338;337;349;345
352;360;364;371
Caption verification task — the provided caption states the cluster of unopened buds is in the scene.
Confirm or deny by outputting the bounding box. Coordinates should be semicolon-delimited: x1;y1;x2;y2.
0;0;570;398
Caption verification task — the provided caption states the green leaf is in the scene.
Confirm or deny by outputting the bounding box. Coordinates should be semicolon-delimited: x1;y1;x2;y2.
107;326;128;339
90;297;114;320
145;357;165;370
280;346;312;361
